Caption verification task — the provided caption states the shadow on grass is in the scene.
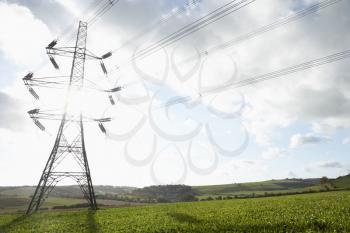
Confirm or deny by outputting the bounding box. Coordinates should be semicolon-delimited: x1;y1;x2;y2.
188;222;339;233
0;215;27;233
167;212;202;224
159;217;342;233
86;209;99;233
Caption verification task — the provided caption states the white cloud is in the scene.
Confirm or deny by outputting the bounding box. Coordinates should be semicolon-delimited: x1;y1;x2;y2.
343;138;350;145
310;111;350;135
53;0;81;18
318;161;343;169
289;133;330;148
1;0;350;186
227;0;350;145
230;159;260;169
305;160;344;174
288;171;297;178
0;92;26;130
0;2;51;68
261;147;288;160
220;159;268;183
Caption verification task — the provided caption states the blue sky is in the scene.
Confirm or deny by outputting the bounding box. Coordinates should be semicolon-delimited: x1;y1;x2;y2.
0;0;349;187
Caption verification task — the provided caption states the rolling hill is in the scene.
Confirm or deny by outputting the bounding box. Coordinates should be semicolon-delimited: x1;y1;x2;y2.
333;174;350;188
1;191;350;233
193;178;321;197
0;185;136;198
192;175;350;198
0;174;349;213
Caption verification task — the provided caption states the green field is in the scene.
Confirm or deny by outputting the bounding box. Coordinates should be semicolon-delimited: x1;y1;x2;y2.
0;191;349;233
191;175;350;199
0;196;141;215
0;186;139;214
193;178;334;197
0;197;85;214
1;175;348;210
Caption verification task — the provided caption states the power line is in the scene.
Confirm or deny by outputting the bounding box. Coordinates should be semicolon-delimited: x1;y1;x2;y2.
87;0;120;26
179;0;344;66
225;49;350;91
62;0;120;45
58;0;106;43
85;0;202;79
116;0;343;91
110;0;201;54
158;49;350;109
85;0;344;92
133;0;257;62
114;0;257;70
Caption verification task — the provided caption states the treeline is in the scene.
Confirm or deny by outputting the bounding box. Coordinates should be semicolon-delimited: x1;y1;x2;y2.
199;186;349;202
94;176;350;204
133;185;198;203
97;185;198;203
96;185;350;204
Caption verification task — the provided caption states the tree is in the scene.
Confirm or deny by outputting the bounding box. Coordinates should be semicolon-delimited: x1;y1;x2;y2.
320;176;329;185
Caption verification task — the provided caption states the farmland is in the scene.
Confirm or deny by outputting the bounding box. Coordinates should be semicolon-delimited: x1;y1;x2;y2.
0;186;138;214
1;174;349;213
0;191;349;233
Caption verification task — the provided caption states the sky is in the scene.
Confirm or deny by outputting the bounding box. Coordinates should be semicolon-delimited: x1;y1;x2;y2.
0;0;349;187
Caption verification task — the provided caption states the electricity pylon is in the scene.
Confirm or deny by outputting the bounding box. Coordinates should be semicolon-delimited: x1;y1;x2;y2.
24;21;118;215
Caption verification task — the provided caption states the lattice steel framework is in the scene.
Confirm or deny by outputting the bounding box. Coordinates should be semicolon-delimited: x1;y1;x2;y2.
26;21;97;215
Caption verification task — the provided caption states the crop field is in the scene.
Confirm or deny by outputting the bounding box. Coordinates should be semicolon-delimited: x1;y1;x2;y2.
0;191;349;233
0;196;141;215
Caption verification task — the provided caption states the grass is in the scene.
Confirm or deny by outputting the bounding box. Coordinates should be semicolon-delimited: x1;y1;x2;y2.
195;186;323;199
0;197;86;214
334;174;350;188
193;175;350;198
0;196;141;215
192;179;321;196
0;191;349;232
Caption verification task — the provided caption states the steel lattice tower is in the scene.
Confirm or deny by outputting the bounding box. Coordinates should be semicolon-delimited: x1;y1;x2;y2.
26;21;97;215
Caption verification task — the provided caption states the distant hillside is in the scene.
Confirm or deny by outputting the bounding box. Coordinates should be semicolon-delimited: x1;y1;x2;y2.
0;185;136;198
1;174;349;202
0;185;138;213
333;174;350;188
192;178;321;197
192;175;350;198
1;175;349;213
132;185;197;202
